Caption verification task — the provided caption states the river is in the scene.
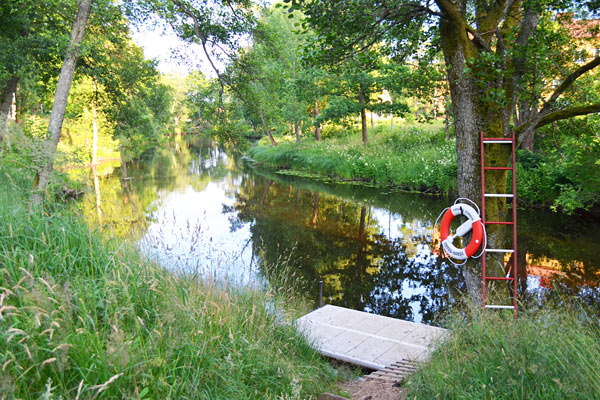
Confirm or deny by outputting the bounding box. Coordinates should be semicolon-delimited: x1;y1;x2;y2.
80;136;600;325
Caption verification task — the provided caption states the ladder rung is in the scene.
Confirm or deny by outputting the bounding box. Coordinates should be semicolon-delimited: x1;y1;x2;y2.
486;248;515;253
484;166;512;170
485;305;515;310
485;277;514;281
483;139;513;144
484;194;514;198
485;221;514;225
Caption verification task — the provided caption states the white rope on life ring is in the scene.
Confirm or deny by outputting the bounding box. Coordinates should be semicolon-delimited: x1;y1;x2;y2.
436;199;485;262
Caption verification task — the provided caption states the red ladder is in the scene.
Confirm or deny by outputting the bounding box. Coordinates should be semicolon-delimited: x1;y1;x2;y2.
480;131;518;317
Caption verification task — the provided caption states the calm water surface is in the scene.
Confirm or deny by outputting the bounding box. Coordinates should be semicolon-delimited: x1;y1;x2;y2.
81;137;600;324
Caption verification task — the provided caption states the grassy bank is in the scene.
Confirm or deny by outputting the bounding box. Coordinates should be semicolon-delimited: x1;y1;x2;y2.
248;123;457;194
405;307;600;399
0;170;336;398
248;120;600;212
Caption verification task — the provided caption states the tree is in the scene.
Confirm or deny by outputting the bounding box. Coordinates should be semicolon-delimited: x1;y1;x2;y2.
126;0;256;90
75;12;174;167
31;0;93;207
290;0;600;297
0;0;73;153
200;5;324;146
311;54;409;145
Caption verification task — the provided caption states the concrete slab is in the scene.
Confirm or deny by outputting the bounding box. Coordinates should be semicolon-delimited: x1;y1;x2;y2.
300;319;346;347
348;313;394;334
296;305;447;370
322;307;369;329
375;342;428;365
348;336;396;362
373;320;417;341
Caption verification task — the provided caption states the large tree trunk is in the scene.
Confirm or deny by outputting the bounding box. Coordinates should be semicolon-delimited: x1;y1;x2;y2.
445;95;451;140
359;84;368;146
30;0;92;207
516;102;536;150
0;77;19;154
440;15;511;303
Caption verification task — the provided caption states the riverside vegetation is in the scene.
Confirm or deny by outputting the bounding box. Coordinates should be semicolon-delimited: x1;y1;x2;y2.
249;123;457;195
2;151;600;400
248;119;600;214
0;161;339;399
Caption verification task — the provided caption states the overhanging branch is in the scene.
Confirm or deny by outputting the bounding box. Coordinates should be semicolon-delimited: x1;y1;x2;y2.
515;103;600;135
540;56;600;113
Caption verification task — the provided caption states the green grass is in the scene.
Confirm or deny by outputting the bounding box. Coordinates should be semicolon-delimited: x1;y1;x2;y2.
405;307;600;399
0;170;336;399
249;119;600;212
248;122;457;194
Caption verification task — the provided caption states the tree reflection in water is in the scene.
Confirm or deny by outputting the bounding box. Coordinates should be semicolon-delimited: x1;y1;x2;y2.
79;138;600;323
233;174;466;325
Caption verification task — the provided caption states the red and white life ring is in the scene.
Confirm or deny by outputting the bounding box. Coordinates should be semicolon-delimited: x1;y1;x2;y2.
440;203;484;260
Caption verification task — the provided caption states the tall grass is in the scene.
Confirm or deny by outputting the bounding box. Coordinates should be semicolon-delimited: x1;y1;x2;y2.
248;122;457;194
0;171;335;398
405;306;600;399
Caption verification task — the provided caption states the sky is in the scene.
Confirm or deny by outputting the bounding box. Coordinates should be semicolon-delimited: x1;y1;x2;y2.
129;1;273;76
131;21;215;77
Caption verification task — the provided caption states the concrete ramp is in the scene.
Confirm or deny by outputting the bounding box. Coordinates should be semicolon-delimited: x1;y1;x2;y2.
296;305;447;371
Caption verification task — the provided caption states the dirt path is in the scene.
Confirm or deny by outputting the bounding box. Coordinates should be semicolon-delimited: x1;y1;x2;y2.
320;379;407;400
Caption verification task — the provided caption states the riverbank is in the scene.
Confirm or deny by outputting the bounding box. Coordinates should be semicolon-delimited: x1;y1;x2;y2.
0;170;339;398
3;135;599;399
247;122;599;213
248;123;457;195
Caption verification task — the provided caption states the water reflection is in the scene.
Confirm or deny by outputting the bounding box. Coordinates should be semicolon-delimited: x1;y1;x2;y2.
232;175;464;324
79;136;600;323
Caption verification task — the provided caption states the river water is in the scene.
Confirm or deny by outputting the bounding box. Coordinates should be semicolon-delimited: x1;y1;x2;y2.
80;136;600;324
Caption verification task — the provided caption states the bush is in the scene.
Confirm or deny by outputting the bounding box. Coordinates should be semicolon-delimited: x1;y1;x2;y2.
517;116;600;213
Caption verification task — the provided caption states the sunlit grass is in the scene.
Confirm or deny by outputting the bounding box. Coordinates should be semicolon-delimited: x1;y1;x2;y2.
0;171;336;399
249;121;457;194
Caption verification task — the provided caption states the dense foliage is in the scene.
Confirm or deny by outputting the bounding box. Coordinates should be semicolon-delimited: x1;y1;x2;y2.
0;1;176;198
249;120;600;213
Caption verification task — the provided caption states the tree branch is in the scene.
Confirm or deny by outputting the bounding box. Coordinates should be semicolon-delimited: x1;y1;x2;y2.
540;56;600;113
171;0;226;84
515;104;600;134
516;56;600;144
466;25;492;51
435;0;489;50
509;9;539;114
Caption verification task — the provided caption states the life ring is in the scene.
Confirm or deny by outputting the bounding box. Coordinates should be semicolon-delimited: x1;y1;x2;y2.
439;203;484;260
